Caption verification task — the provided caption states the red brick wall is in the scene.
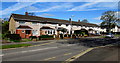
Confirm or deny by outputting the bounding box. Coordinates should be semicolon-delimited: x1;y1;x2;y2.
16;30;32;38
16;30;25;38
40;30;47;35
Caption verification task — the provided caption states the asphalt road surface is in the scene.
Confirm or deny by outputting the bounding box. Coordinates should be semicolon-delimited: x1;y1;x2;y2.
2;39;88;62
71;46;119;63
1;38;120;63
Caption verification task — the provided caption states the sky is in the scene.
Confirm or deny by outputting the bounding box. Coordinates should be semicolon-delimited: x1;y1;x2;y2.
0;0;119;25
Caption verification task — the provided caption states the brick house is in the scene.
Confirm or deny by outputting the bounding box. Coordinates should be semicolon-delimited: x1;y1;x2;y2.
9;12;107;38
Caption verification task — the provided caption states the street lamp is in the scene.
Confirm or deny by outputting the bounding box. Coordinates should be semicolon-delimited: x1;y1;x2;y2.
69;15;74;38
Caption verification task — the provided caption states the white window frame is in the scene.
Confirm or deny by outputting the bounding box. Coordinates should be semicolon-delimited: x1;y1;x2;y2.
19;21;25;24
32;22;37;25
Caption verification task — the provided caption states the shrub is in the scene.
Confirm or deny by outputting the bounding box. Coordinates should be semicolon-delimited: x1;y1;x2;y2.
7;34;21;42
39;35;53;40
2;31;11;39
29;36;37;40
68;34;71;37
64;34;68;37
40;35;53;38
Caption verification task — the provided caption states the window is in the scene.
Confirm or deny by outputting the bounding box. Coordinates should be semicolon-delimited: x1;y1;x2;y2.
53;30;55;34
59;24;61;26
25;30;31;34
45;31;47;34
22;30;25;33
47;30;52;34
32;22;37;24
32;30;38;35
19;21;25;24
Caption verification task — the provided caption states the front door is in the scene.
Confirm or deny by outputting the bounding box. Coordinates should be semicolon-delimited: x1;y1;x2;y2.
25;30;31;38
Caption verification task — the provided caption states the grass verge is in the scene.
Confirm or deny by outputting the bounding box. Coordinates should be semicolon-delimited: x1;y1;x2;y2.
0;44;32;49
114;34;120;37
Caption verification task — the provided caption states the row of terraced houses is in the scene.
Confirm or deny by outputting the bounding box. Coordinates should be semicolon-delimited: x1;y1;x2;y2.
9;12;120;38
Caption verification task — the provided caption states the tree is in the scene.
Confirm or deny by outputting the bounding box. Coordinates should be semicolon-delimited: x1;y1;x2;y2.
100;11;120;33
2;21;10;39
100;21;117;29
81;19;89;23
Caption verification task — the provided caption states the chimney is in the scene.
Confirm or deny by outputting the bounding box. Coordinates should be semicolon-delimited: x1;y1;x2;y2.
25;12;28;15
69;18;71;21
78;19;80;22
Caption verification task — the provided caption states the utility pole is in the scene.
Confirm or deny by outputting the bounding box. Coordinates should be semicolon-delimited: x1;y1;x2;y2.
69;15;74;38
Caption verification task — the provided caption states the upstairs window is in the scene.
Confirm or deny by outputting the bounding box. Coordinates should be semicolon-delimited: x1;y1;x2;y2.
66;24;69;26
59;24;61;26
32;22;37;24
19;21;25;24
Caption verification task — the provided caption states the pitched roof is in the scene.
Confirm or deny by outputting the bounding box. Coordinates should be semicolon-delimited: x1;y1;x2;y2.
11;14;98;27
17;25;32;29
40;26;54;29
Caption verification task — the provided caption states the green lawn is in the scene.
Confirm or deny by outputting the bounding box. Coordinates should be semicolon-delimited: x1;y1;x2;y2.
0;44;32;49
114;34;120;37
99;36;106;38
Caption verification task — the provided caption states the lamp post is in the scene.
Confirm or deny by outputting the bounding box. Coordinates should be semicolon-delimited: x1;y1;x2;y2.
69;15;74;38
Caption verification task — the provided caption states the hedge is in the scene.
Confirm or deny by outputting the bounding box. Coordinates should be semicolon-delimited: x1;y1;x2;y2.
7;34;21;41
29;36;37;40
40;35;53;38
39;35;53;40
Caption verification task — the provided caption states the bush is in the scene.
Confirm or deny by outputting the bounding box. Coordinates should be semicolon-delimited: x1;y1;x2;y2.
2;31;11;39
40;35;53;38
39;35;53;40
64;34;68;37
7;34;21;42
29;36;37;40
68;35;71;37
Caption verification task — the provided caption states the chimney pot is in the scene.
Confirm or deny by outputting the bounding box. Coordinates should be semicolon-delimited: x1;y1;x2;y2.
25;12;28;15
69;18;71;21
78;20;80;22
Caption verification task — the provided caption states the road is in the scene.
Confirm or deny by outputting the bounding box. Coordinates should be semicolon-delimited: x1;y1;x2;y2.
2;39;89;62
1;38;120;63
71;46;119;63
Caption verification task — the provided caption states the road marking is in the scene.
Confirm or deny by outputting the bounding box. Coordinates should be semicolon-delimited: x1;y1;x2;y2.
64;53;72;56
4;47;58;55
65;48;94;62
3;41;56;50
64;44;116;62
3;43;76;56
44;57;56;61
0;54;4;56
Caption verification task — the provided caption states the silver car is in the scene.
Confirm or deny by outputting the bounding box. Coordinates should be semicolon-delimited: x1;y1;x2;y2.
105;33;114;38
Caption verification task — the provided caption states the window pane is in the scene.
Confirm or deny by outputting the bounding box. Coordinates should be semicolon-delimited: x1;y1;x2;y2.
19;21;25;24
25;30;31;34
32;22;37;24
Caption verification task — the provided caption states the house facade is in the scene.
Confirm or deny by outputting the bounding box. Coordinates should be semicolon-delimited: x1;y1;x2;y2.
9;13;107;38
111;26;120;33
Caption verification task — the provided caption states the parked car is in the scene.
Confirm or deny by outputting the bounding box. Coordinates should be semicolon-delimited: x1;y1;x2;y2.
105;33;114;38
96;33;101;36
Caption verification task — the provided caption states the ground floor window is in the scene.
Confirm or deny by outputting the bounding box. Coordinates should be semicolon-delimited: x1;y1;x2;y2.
25;30;31;34
47;30;53;35
22;30;25;33
32;30;38;35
